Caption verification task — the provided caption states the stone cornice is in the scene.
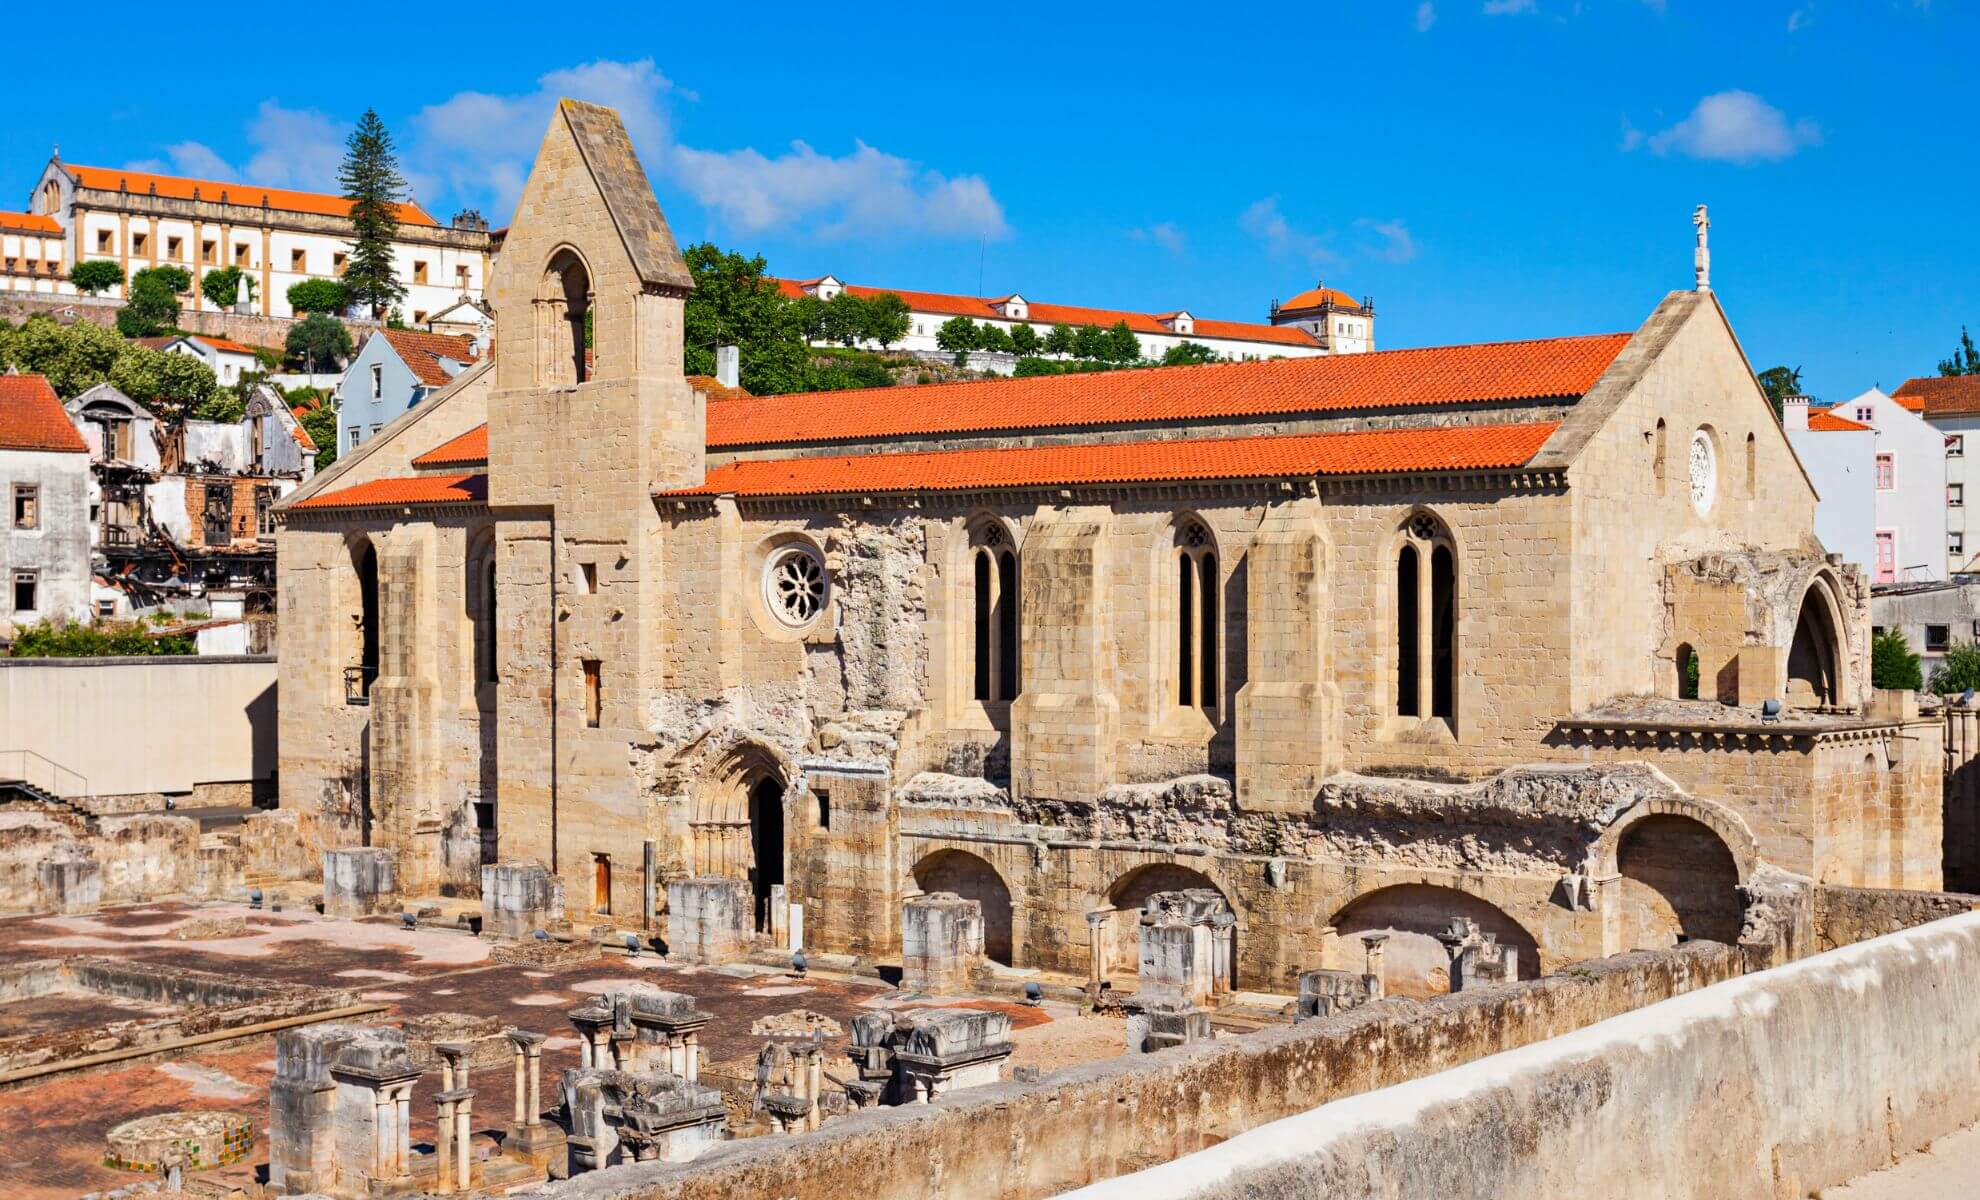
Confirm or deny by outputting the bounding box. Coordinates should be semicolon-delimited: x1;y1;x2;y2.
1550;716;1907;753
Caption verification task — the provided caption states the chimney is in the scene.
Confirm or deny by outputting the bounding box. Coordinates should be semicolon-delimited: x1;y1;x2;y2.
715;345;740;390
1782;393;1810;432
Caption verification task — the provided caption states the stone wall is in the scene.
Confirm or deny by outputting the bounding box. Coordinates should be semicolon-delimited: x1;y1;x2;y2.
0;289;380;352
1059;912;1980;1200
520;943;1741;1200
1812;883;1979;951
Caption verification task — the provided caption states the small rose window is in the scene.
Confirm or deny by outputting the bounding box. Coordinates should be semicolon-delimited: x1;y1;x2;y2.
764;544;829;629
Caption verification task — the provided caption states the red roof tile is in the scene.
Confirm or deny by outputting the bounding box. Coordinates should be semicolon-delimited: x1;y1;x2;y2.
376;328;478;388
0;210;61;235
66;164;437;226
0;375;89;453
1278;285;1364;311
773;279;1320;349
191;335;265;356
664;421;1560;498
290;420;318;454
1894;376;1980;416
1806;409;1871;432
707;333;1628;448
411;425;489;468
292;472;486;510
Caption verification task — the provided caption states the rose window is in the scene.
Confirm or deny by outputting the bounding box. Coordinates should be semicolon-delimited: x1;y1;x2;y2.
764;546;828;629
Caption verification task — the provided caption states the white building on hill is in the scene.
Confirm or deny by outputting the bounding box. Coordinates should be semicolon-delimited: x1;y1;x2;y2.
777;276;1375;364
1785;389;1946;585
22;154;495;323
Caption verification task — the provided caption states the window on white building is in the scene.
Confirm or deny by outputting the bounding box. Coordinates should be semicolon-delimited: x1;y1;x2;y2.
201;240;216;264
1950;435;1965;458
1876;453;1895;490
12;484;36;530
1952;484;1966;508
413;260;430;285
1951;532;1965;557
1855;405;1875;423
1927;624;1952;652
1875;530;1897;584
234;244;252;266
349;427;363;449
12;570;37;613
291;248;307;271
95;229;112;252
370;364;383;400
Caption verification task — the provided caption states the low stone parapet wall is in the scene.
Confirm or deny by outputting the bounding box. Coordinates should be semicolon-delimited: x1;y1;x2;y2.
1063;911;1980;1200
520;942;1741;1200
1813;883;1979;951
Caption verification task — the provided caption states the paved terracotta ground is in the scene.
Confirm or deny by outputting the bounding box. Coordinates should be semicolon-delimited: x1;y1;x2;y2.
0;900;1130;1198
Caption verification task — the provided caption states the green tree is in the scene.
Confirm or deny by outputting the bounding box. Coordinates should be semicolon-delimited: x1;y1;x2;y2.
285;312;353;371
936;316;980;365
109;347;217;422
861;292;912;350
136;264;192;295
821;290;870;347
202;265;255;311
115;268;181;337
286;278;350;315
8;620;193;658
7;316;126;396
1941;326;1980;377
1070;323;1108;360
1007;322;1041;357
69;260;125;296
977;323;1016;354
1756;365;1803;419
1871;627;1923;692
1043;322;1077;357
1103;321;1143;364
789;293;828;344
1932;639;1980;695
679;243;810;395
338;108;410;318
1162;341;1221;366
297;401;339;471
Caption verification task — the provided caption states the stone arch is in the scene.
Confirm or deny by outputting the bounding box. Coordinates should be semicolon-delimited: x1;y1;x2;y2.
465;527;498;691
1787;570;1849;709
1591;794;1758;885
963;514;1022;705
684;738;797;899
350;536;380;700
1330;884;1541;997
1170;513;1221;715
538;245;593;387
1391;508;1459;726
1104;862;1234;986
913;849;1014;965
1675;641;1698;700
1614;814;1744;949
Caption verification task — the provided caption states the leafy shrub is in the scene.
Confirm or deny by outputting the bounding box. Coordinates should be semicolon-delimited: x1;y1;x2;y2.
69;260;125;295
1931;638;1980;695
9;620;194;658
1871;627;1923;692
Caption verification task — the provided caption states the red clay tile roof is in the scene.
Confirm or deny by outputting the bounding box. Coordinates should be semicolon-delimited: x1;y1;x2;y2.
66;164;437;226
707;333;1629;448
289;420;318;454
664;421;1560;498
191;335;264;356
376;328;478;388
773;279;1320;349
1806;409;1871;432
411;425;489;468
0;375;89;453
1894;376;1980;416
292;472;486;510
0;210;61;235
1278;285;1364;312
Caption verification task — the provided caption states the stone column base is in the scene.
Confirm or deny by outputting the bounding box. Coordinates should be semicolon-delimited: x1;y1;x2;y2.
504;1121;568;1168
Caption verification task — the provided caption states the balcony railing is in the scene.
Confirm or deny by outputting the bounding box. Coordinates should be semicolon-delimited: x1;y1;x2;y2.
344;665;376;706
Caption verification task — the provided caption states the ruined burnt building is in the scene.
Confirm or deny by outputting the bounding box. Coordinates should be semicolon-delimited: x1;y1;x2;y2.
274;100;1941;997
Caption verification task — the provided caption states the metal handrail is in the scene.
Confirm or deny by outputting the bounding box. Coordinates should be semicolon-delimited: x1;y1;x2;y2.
0;749;89;798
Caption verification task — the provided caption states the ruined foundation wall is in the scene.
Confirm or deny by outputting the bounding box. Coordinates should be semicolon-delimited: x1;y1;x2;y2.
1068;912;1980;1200
1812;884;1979;951
523;943;1740;1200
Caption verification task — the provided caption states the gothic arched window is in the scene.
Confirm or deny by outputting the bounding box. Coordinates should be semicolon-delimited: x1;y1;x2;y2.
467;532;498;690
540;248;592;386
970;521;1020;702
1396;512;1457;725
1175;519;1219;713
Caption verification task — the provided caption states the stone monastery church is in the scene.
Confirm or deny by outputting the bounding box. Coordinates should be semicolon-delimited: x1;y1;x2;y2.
276;101;1942;997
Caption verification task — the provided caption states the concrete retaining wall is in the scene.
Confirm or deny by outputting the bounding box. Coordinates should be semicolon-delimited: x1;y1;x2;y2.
0;656;275;798
523;943;1741;1200
1065;912;1980;1200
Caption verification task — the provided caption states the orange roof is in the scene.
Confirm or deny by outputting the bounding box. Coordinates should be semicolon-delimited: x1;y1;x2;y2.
1278;285;1363;312
411;425;489;468
289;420;318;454
65;163;436;226
1806;409;1871;432
687;374;753;403
292;472;486;510
0;375;89;453
0;210;60;235
376;328;478;388
773;279;1320;349
708;333;1629;448
664;421;1560;499
191;335;264;356
1894;376;1980;416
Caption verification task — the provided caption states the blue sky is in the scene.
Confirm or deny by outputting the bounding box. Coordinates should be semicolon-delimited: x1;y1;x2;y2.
3;1;1970;398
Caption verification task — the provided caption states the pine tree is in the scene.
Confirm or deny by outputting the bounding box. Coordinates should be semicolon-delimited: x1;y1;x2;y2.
1940;326;1980;378
338;109;409;319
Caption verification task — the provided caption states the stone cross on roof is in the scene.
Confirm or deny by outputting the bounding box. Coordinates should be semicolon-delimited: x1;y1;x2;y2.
1693;204;1711;293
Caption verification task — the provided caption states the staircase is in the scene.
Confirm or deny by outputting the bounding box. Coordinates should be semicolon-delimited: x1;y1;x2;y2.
0;750;89;809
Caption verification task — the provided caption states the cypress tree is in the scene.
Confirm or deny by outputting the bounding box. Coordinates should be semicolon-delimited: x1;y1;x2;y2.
338;109;409;318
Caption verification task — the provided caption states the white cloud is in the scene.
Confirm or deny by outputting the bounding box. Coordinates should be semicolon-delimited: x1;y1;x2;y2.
126;101;345;194
1787;5;1813;31
1356;218;1418;263
1482;0;1536;14
1240;198;1337;266
1415;2;1436;31
1127;222;1187;255
408;58;1004;241
1639;90;1822;164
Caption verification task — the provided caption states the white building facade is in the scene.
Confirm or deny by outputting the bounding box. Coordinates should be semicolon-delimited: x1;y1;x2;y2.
0;210;68;295
1804;388;1948;585
777;275;1375;364
1;376;92;636
1895;376;1980;577
24;157;494;323
1782;396;1876;576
